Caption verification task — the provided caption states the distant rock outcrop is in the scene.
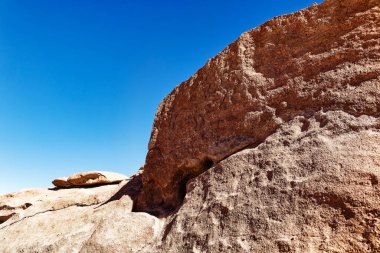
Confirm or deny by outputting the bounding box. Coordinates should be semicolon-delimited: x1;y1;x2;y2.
0;0;379;252
52;177;72;187
52;171;129;188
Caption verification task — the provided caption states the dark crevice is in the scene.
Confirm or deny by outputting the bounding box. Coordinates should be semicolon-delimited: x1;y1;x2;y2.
202;158;214;171
370;174;378;186
133;157;216;217
174;157;215;210
177;159;214;202
162;217;176;242
300;118;310;132
178;177;190;202
266;171;274;181
0;213;15;224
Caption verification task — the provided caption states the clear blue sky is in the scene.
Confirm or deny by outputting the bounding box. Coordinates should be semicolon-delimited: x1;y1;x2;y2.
0;0;322;194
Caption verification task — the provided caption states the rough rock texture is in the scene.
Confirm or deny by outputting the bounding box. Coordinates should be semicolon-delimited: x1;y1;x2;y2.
0;184;121;225
153;111;380;252
0;174;163;253
1;0;380;252
136;0;380;214
52;171;129;188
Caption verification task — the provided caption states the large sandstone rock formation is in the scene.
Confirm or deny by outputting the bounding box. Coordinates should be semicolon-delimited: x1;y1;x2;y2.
0;0;379;252
135;0;380;215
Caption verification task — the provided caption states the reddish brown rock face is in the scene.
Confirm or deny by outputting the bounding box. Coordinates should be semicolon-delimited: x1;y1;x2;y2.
136;0;380;214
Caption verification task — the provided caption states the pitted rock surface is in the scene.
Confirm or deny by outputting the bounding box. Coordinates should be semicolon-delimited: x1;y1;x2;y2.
153;111;380;253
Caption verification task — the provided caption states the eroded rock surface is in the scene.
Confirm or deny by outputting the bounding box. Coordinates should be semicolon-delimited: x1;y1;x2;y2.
136;0;380;214
153;111;380;253
0;174;163;253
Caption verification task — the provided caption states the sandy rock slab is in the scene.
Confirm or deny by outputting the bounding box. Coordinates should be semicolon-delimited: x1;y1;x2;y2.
0;199;163;253
0;184;121;225
0;173;163;253
52;171;129;188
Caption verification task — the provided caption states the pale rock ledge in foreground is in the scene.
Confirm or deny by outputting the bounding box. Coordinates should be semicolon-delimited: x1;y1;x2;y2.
0;171;163;253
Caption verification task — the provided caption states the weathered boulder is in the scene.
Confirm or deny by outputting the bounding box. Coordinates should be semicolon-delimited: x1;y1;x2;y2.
153;111;380;252
135;0;380;215
67;171;129;186
52;171;129;188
